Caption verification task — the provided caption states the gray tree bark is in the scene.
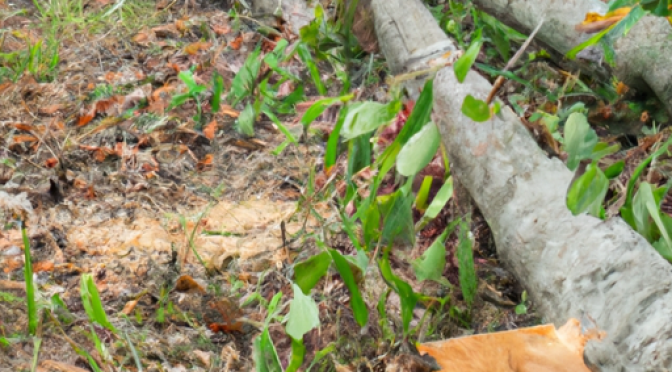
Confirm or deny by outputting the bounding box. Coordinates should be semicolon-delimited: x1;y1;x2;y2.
471;0;672;118
371;0;672;370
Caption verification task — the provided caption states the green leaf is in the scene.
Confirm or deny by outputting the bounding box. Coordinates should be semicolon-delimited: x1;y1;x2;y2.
591;142;620;161
178;69;206;94
415;176;433;211
362;203;381;248
80;274;117;333
379;188;415;245
286;284;320;340
412;219;459;286
325;106;347;174
341;101;400;140
253;329;282;372
231;47;262;103
296;43;326;95
456;219;477;306
21;222;37;335
453;29;483;83
564;113;598;171
294;252;332;294
301;94;353;128
286;337;307;372
237;103;256;137
623;135;672;212
604;160;625;179
566;22;618;60
379;252;419;335
640;183;672;249
211;72;224;113
416;176;454;230
515;303;527;315
397;79;434;145
566;163;609;217
461;94;491;122
328;248;368;327
396;122;441;177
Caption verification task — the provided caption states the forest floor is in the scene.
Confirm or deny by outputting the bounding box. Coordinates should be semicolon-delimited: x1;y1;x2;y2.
0;0;668;371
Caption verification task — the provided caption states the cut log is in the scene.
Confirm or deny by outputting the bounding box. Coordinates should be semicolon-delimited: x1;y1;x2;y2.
371;0;672;370
471;0;672;118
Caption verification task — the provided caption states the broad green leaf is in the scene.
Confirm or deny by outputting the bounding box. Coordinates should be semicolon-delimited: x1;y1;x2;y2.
253;329;282;372
80;274;117;332
591;142;620;161
379;188;415;245
640;183;672;250
396;122;441;177
294;252;332;294
566;163;608;217
379;252;419;335
362;203;381;248
328;248;368;327
564;113;598;171
416;176;454;230
604;160;625;179
397;79;434;145
515;303;527;315
286;284;320;340
412;219;459;286
457;219;477;306
237;103;256;137
341;101;400;140
231;47;262;103
642;0;672;16
454;29;483;83
301;95;353;128
347;132;372;177
286;337;307;372
461;94;490;122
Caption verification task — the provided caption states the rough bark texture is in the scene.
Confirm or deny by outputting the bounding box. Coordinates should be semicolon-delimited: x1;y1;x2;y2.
471;0;672;117
371;0;672;370
434;67;672;372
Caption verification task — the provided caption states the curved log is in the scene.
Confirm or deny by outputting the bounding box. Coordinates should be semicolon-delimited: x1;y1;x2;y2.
372;0;672;370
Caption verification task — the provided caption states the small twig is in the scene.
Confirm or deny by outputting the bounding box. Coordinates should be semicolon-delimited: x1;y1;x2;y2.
486;17;545;104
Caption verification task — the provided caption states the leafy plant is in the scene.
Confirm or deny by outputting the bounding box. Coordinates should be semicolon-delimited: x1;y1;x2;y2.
168;67;208;124
80;274;117;333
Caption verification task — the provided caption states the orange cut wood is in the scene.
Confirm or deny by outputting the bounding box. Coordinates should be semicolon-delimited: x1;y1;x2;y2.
417;318;604;372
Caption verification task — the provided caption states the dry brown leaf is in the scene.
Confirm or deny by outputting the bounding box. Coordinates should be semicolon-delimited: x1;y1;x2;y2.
204;119;217;140
575;7;630;33
45;157;59;168
229;34;243;50
174;274;206;293
417;318;604;372
33;261;55;273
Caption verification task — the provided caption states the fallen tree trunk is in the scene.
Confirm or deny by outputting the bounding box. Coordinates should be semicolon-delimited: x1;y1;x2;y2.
471;0;672;118
371;0;672;370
